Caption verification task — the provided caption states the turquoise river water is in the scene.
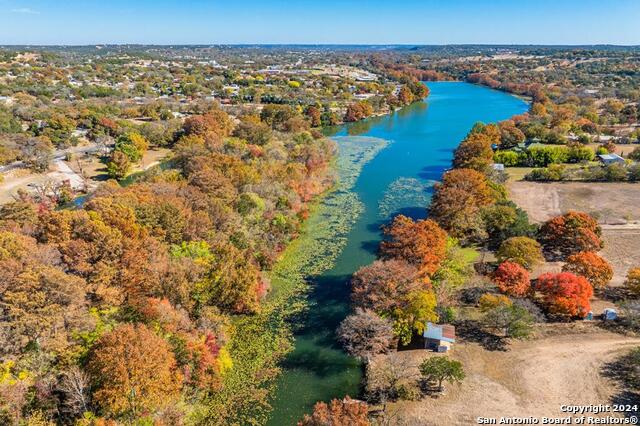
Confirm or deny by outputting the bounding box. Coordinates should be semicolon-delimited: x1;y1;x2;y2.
267;82;528;424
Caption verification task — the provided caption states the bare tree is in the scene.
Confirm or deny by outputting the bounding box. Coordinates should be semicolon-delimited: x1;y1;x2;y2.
337;309;395;362
20;137;53;172
59;366;91;416
365;355;420;404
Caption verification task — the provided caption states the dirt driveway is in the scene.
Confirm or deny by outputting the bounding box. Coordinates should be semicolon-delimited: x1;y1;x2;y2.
385;328;640;425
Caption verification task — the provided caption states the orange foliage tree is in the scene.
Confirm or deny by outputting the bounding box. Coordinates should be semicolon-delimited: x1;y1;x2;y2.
452;132;495;171
539;211;603;259
562;251;613;288
379;215;447;277
535;272;593;318
298;396;370;426
429;168;494;241
493;261;531;297
183;109;234;138
88;323;181;418
351;259;420;314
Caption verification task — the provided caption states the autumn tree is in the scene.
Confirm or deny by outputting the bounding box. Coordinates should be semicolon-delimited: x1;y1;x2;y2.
397;85;414;105
305;105;322;127
106;150;130;180
498;120;526;149
184;109;234;138
298;397;370;426
625;268;640;297
429;168;494;241
365;355;417;402
380;215;447;277
562;251;613;288
113;132;148;163
392;290;438;345
176;240;261;314
496;236;544;270
351;259;420;314
478;293;512;312
233;116;272;145
419;356;465;392
0;231;88;356
535;272;593;318
493;261;531;297
88;324;181;418
539;211;603;258
337;309;395;361
344;101;374;122
452;132;494;171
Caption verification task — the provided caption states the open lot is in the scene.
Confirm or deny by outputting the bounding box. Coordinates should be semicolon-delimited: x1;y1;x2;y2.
383;326;640;426
508;181;640;225
509;180;640;285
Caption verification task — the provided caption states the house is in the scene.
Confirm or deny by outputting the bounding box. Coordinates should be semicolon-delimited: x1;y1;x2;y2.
423;322;456;352
597;153;625;165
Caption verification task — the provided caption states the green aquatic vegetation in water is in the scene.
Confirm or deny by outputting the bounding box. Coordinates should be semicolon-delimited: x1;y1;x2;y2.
377;176;437;220
194;136;388;426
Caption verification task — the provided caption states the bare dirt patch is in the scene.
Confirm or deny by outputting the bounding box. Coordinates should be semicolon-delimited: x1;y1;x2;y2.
508;181;640;225
601;228;640;286
383;327;640;425
508;181;640;286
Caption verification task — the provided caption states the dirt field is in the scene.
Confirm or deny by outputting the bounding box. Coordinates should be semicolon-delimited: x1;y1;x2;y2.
383;327;640;425
508;181;640;225
508;181;640;285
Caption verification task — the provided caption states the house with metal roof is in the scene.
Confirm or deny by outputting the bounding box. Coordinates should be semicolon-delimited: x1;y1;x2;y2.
423;322;456;352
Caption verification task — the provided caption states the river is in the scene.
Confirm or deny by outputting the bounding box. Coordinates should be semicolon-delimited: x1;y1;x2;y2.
267;82;528;424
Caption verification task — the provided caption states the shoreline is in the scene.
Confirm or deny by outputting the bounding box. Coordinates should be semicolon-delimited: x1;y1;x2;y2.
198;135;390;425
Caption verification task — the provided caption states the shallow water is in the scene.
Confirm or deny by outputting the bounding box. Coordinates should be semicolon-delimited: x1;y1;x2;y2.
267;82;528;424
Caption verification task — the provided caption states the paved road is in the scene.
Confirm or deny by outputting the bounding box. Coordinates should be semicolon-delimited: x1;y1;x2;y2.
0;142;100;173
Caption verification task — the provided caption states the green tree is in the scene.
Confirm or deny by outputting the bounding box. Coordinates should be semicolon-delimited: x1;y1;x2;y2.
496;236;544;270
483;304;534;338
419;356;465;392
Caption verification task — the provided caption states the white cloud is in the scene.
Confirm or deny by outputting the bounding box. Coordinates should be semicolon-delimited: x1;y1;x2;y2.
11;7;40;15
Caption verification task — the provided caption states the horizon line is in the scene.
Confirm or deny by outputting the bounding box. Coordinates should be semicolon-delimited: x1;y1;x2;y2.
1;43;640;48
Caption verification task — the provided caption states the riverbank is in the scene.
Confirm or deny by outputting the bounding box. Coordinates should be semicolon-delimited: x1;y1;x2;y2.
192;136;388;425
267;82;529;424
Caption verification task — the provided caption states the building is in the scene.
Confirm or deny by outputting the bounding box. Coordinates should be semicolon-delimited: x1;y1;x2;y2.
602;308;618;321
423;322;456;352
597;153;625;165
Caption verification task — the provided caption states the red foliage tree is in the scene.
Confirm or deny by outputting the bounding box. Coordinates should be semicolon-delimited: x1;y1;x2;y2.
535;272;593;318
493;261;531;297
562;251;613;288
539;211;603;259
380;215;447;277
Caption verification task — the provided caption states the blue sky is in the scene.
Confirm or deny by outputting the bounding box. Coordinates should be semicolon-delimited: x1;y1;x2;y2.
0;0;638;45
